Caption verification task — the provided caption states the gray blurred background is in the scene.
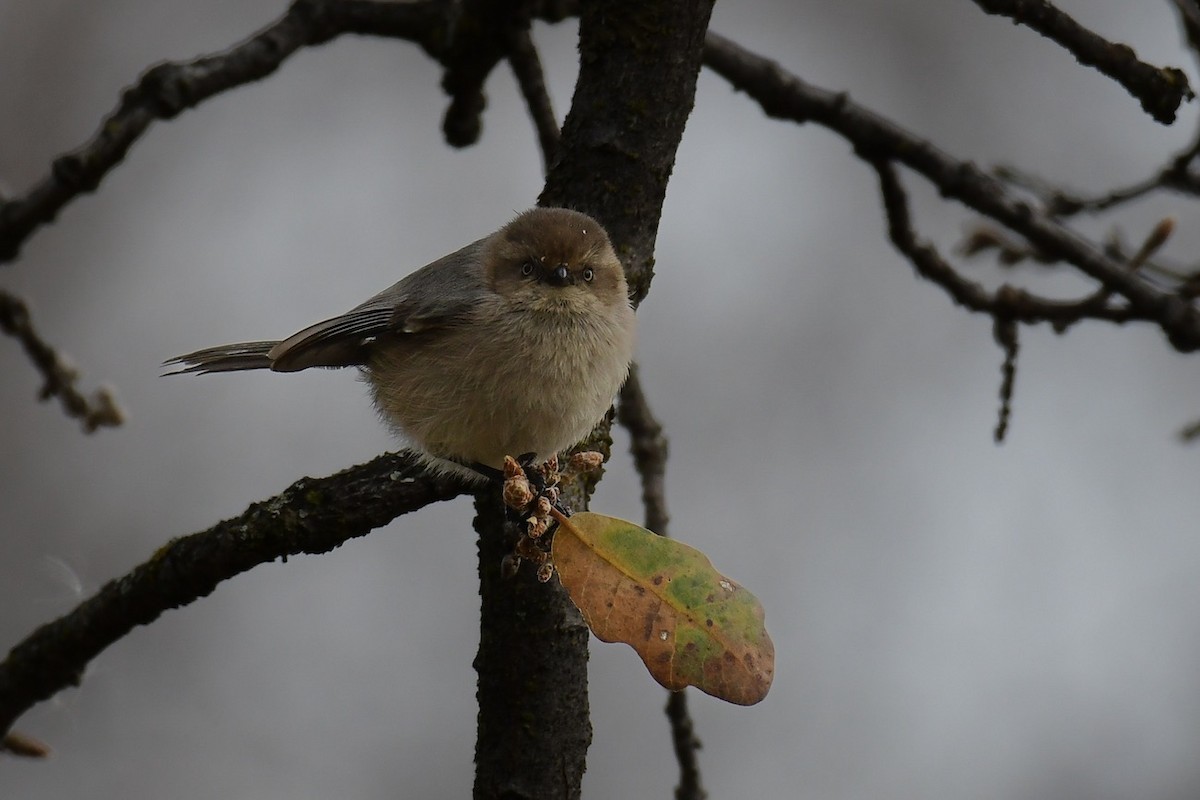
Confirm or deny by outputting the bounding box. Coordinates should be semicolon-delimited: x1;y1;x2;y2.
4;1;1200;797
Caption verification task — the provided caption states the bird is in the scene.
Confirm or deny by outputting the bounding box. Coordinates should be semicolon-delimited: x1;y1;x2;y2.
165;207;637;481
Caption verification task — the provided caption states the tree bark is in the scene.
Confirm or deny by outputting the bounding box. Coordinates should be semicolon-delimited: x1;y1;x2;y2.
472;1;714;797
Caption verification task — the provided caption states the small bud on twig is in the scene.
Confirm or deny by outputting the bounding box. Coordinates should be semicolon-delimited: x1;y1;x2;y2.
567;451;604;475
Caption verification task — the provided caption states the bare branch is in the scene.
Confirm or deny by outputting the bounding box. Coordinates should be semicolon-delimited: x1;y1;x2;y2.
993;128;1200;216
508;29;561;172
992;316;1019;443
0;0;456;265
617;363;669;536
0;0;590;265
1174;0;1200;57
616;364;705;799
871;159;1149;331
703;32;1200;351
0;288;124;432
666;692;706;800
994;162;1170;216
967;0;1192;123
0;451;471;749
439;0;539;147
471;1;716;794
1179;417;1200;441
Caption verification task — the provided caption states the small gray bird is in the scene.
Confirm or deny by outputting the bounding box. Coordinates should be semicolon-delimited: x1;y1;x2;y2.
166;207;637;478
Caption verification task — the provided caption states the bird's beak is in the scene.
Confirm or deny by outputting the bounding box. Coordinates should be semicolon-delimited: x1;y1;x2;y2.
546;264;573;287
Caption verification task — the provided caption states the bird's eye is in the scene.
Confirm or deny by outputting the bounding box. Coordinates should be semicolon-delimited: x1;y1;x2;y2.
582;267;595;282
521;261;535;277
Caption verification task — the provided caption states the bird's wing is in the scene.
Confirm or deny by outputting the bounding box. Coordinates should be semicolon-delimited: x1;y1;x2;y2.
267;238;490;372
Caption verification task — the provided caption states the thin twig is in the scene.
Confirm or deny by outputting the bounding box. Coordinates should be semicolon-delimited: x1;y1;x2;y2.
993;128;1200;215
665;692;706;800
1179;417;1200;441
617;363;669;535
0;451;471;750
994;162;1171;216
0;288;124;432
0;0;579;265
439;0;539;147
1174;0;1200;58
508;28;561;172
703;32;1200;351
872;159;1150;333
992;316;1019;442
617;364;705;800
960;217;1178;288
967;0;1192;124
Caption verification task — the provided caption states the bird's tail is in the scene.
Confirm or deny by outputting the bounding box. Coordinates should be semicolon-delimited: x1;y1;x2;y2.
163;341;280;374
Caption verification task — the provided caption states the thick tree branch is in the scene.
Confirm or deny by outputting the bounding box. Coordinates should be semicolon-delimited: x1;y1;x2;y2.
0;287;124;432
968;0;1192;124
541;5;713;306
471;2;715;797
703;32;1200;351
0;451;470;749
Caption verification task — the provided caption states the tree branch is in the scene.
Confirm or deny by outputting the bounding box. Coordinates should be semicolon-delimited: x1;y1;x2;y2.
967;0;1192;124
0;287;124;432
471;1;715;796
0;0;587;265
617;363;669;537
617;365;706;800
992;125;1200;216
0;451;470;749
508;29;561;172
871;158;1147;332
992;315;1020;442
439;0;538;147
703;31;1200;351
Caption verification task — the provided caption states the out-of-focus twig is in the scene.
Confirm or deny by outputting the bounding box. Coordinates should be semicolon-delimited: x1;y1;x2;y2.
617;364;705;800
0;0;583;265
0;288;123;432
992;316;1019;443
617;363;669;536
1175;0;1200;57
873;160;1141;329
968;0;1191;124
508;28;560;172
703;32;1200;352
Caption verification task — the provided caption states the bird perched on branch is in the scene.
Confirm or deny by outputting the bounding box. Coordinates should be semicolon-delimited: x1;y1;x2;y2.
166;207;637;480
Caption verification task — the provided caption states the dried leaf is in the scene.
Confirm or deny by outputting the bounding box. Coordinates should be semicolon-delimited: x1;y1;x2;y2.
552;512;774;705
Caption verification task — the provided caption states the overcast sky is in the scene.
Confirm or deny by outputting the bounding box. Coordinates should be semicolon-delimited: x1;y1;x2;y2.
4;1;1200;798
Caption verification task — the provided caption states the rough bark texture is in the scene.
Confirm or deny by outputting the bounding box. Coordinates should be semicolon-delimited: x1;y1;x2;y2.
0;452;468;739
472;1;714;797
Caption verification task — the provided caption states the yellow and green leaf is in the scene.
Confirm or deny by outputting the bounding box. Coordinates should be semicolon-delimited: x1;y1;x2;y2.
552;512;774;706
